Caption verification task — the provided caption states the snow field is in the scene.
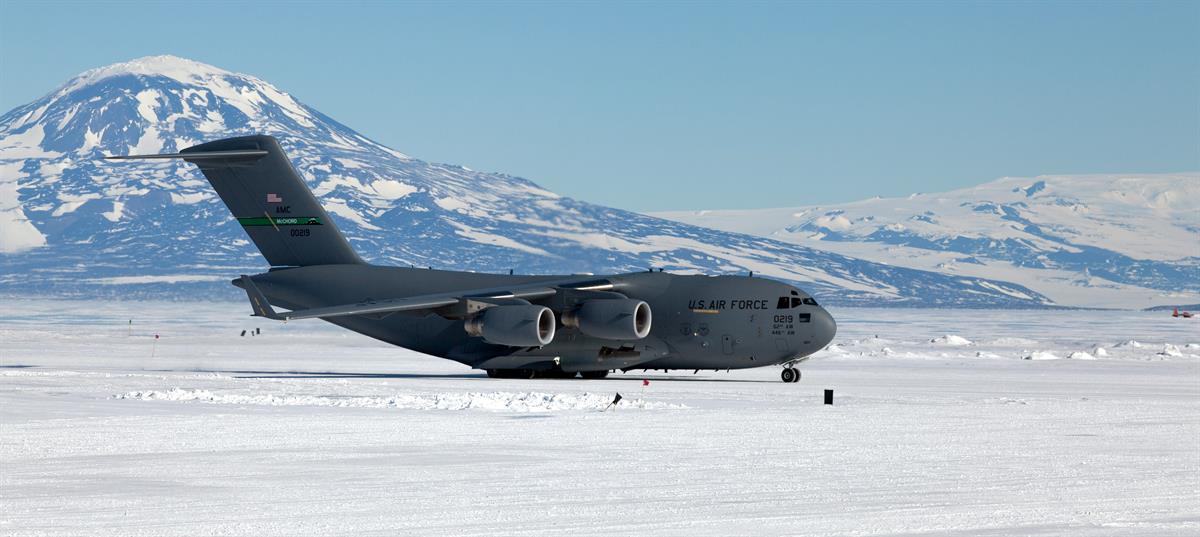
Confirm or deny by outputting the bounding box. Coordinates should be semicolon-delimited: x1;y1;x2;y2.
1;300;1198;536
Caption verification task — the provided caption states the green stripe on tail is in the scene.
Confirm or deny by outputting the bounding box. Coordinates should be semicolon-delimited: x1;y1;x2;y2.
238;216;323;226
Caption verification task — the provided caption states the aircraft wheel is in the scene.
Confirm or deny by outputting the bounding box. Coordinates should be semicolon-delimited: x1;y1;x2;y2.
580;370;609;380
781;367;799;383
521;369;537;379
486;369;501;378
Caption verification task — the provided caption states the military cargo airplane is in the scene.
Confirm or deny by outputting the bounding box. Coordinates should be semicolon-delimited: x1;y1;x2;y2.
108;135;836;382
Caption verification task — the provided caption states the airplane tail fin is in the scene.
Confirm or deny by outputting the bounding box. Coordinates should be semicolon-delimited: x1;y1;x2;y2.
107;135;363;267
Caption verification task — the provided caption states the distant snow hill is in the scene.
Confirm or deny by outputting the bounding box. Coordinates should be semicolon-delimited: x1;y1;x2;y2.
1;55;1051;307
654;174;1200;309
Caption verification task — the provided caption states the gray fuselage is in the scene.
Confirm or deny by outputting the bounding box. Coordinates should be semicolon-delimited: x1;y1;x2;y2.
240;264;837;373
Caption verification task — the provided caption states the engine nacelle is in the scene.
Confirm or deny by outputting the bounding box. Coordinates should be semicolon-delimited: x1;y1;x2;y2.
464;305;556;347
561;299;652;340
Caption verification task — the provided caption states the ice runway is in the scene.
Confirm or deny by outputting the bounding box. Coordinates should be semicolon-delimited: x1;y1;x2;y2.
2;300;1198;536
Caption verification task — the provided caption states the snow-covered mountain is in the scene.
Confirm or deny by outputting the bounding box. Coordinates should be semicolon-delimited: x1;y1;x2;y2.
0;55;1051;307
654;174;1200;309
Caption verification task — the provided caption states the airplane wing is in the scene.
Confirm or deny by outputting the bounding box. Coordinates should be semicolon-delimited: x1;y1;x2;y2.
238;275;618;321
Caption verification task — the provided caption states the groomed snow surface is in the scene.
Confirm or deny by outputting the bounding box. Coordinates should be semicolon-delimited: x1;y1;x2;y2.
2;300;1198;536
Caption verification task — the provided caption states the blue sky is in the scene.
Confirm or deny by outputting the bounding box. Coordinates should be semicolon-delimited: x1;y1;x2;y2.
2;1;1196;211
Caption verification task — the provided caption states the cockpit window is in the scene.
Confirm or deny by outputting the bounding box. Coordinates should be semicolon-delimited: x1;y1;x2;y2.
777;294;816;309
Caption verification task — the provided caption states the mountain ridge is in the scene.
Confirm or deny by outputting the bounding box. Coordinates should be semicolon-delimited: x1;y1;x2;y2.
653;173;1200;309
1;55;1053;307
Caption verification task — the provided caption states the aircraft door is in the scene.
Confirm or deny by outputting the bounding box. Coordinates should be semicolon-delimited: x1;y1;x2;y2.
721;334;733;355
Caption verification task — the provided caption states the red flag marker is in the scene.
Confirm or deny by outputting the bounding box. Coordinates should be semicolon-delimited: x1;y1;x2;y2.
642;379;650;387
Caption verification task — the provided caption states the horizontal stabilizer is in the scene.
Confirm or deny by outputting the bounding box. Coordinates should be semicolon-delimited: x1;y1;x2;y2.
104;150;268;160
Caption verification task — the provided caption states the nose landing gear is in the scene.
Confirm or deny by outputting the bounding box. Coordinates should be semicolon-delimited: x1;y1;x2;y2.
780;367;800;383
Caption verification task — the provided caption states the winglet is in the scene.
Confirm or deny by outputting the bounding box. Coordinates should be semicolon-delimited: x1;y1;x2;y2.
239;275;283;320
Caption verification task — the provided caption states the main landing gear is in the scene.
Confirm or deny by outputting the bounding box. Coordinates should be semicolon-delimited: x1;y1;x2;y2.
780;366;801;383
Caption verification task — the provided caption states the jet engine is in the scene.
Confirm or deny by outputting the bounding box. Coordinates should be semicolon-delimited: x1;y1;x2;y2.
464;305;556;347
561;299;652;340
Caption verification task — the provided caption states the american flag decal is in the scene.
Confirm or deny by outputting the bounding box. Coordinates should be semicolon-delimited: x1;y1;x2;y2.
267;193;283;203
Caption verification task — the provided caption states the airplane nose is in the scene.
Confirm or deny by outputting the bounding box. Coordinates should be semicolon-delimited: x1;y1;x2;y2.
814;307;837;349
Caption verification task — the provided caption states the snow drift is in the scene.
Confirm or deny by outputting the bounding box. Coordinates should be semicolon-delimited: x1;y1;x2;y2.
115;387;684;412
